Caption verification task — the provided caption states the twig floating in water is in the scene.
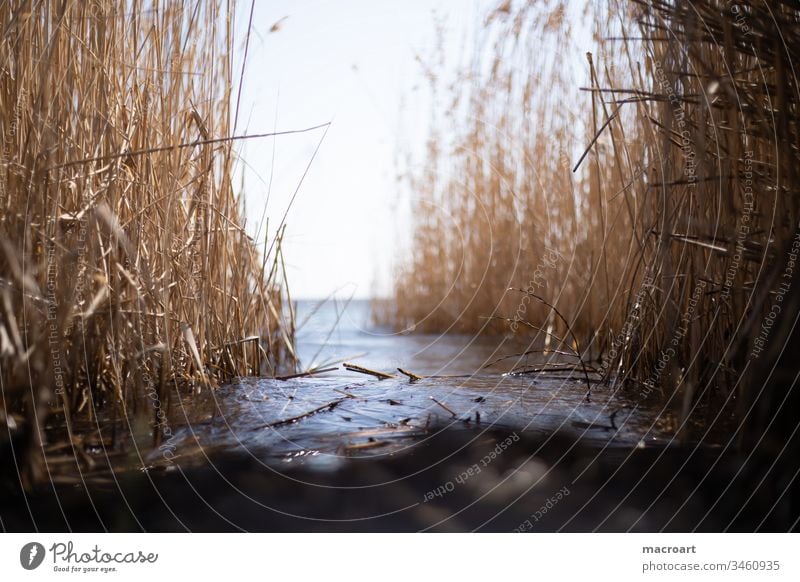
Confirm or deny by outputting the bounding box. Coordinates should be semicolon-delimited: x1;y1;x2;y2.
429;396;457;418
274;366;339;381
263;398;346;428
333;389;357;399
397;368;424;382
508;364;599;376
343;362;396;380
571;419;614;431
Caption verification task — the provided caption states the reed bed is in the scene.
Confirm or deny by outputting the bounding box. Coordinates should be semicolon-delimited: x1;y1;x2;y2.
628;0;800;450
0;0;295;484
391;0;800;445
393;1;643;349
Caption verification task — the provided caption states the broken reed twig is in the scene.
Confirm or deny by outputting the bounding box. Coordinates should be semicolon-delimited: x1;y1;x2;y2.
343;362;396;380
391;0;800;447
429;396;457;418
508;364;600;377
263;398;347;429
482;349;590;369
0;0;298;483
505;288;594;395
333;389;357;399
397;368;424;382
274;366;339;381
572;103;622;173
46;123;332;172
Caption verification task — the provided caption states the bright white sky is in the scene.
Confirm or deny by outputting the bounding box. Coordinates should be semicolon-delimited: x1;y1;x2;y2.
232;1;483;299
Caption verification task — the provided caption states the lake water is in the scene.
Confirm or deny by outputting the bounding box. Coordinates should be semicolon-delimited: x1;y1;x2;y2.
11;299;749;533
152;299;669;471
295;298;526;374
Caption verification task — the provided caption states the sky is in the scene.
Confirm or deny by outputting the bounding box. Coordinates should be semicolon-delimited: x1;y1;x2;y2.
231;1;482;300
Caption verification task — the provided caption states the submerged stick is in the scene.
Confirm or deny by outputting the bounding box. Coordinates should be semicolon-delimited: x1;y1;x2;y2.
429;396;457;418
344;440;387;454
263;398;346;428
571;419;615;431
343;362;396;380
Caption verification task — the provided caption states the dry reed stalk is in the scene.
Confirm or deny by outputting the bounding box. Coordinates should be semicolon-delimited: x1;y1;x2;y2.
625;0;800;449
392;0;638;348
0;0;296;484
390;0;800;447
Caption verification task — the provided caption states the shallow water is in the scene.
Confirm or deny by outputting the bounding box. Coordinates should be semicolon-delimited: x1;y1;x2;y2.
294;298;518;375
152;300;669;471
10;301;790;533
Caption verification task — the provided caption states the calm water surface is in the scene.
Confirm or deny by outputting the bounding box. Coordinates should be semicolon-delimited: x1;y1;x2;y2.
152;299;669;471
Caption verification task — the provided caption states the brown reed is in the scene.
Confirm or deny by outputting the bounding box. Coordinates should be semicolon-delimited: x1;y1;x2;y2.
390;0;800;446
0;0;295;484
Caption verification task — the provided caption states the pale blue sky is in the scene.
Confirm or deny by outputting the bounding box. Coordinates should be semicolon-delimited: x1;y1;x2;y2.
232;1;482;299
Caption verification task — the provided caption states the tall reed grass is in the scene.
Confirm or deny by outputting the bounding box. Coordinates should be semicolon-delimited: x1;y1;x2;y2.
391;0;800;445
393;0;643;350
0;0;295;484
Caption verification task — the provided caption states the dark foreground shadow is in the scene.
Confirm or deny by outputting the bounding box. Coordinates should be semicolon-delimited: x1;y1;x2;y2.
2;427;798;532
